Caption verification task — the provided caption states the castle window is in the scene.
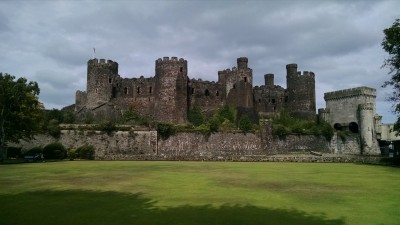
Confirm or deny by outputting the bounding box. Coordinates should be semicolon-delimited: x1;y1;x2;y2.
124;87;128;95
191;88;195;95
233;84;236;89
205;89;210;96
258;99;261;103
109;78;112;83
137;87;140;94
216;91;219;96
272;99;276;104
180;67;183;72
112;87;117;98
285;96;288;102
244;77;247;82
95;88;98;94
149;87;152;94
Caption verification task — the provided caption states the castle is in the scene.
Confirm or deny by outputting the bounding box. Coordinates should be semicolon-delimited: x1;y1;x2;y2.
75;57;316;123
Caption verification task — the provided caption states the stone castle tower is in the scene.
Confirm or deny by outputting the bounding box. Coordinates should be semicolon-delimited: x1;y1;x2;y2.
154;57;188;124
74;56;316;124
320;87;380;155
286;64;316;120
253;64;316;119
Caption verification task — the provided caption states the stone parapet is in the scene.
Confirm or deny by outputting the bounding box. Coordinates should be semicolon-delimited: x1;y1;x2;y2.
324;86;376;101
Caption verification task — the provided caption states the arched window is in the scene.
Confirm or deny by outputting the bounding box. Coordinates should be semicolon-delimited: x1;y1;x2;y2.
137;87;140;94
149;87;152;94
205;89;210;96
334;123;342;131
124;87;128;95
216;91;219;96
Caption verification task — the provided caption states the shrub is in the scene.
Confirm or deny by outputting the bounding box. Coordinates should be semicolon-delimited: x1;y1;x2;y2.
272;124;289;138
43;142;66;159
99;121;116;135
25;146;43;156
238;115;252;133
75;144;95;160
217;105;236;124
157;123;176;140
188;106;204;126
6;147;22;158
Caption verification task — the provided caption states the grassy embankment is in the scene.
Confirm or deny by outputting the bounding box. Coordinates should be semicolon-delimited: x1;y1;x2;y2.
1;161;399;225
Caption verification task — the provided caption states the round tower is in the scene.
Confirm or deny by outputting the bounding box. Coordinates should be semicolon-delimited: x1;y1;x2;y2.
358;103;379;155
264;73;274;89
286;63;298;78
285;64;316;120
154;57;188;123
86;59;119;108
237;57;248;70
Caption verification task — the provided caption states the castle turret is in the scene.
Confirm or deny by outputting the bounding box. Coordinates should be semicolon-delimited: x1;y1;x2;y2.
86;59;119;109
237;57;248;70
264;73;274;89
154;57;188;123
358;103;380;155
285;64;316;120
219;57;253;109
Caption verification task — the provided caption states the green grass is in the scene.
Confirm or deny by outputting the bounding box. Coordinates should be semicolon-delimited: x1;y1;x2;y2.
1;161;399;225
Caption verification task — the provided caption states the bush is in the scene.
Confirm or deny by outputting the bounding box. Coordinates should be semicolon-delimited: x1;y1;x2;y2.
188;106;204;126
6;147;22;158
75;144;95;160
238;115;252;133
272;124;289;138
99;121;116;135
157;123;176;140
25;146;43;156
43;142;66;159
217;105;236;124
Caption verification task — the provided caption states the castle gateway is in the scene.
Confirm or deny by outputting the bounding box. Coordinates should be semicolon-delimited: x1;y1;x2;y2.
75;57;316;123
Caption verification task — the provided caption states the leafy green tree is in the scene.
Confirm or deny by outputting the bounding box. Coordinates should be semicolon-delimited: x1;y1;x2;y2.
0;73;43;161
188;106;204;126
238;115;253;133
382;19;400;133
217;105;236;124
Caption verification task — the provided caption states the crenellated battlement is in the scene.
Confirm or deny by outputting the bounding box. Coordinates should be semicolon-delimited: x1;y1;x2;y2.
294;71;315;78
324;87;376;101
156;56;187;64
88;58;118;66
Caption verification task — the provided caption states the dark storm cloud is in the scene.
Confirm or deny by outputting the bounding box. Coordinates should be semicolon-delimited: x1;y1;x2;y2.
0;0;399;122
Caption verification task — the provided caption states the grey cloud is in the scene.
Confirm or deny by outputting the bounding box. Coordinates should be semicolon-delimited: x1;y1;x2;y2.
0;0;399;123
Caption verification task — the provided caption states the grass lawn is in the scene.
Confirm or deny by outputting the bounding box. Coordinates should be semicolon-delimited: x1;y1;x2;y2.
0;161;399;225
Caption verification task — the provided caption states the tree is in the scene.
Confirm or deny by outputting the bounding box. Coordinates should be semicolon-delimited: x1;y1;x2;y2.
0;73;43;161
238;114;253;133
187;106;204;126
382;19;400;133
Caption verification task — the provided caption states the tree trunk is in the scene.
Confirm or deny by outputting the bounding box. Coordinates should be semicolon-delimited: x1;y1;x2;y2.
0;119;6;162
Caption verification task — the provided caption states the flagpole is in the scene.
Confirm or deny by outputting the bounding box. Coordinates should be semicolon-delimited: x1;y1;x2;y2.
93;48;96;59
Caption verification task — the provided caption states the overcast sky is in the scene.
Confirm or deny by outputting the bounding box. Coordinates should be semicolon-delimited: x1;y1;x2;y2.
0;0;399;123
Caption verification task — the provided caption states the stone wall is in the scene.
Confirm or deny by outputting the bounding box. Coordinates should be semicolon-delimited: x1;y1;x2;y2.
11;128;364;160
157;132;262;159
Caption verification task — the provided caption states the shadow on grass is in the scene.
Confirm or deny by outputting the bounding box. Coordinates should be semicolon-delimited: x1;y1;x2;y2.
0;190;345;225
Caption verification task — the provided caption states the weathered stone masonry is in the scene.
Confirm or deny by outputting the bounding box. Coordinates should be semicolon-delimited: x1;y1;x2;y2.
74;56;316;123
